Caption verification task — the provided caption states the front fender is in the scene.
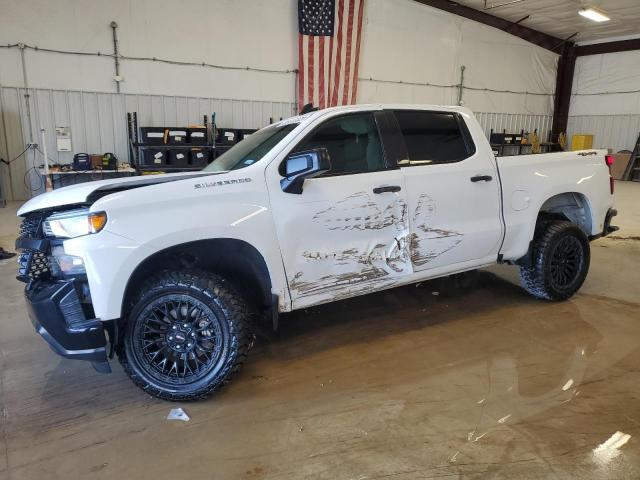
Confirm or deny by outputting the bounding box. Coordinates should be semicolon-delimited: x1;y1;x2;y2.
65;171;289;320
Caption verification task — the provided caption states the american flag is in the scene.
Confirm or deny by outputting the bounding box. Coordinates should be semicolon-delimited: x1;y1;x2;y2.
297;0;365;112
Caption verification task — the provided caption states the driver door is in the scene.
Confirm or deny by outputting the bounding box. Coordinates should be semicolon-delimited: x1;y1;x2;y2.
267;111;412;310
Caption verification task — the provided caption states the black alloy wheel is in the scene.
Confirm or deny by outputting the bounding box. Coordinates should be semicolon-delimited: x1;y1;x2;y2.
519;221;590;301
120;270;253;401
134;295;225;384
548;235;584;291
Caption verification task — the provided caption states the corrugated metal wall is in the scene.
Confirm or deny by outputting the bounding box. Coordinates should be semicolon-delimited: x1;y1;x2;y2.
0;85;554;201
474;112;553;143
0;86;297;200
567;115;640;153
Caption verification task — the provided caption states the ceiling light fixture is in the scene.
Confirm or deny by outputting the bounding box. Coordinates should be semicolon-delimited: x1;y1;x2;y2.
578;7;611;23
483;0;526;10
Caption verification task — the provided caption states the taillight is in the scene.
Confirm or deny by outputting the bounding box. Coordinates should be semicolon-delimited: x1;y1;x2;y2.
605;155;614;194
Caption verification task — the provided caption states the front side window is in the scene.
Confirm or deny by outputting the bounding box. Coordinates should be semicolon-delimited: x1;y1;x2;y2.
290;113;385;176
394;111;474;165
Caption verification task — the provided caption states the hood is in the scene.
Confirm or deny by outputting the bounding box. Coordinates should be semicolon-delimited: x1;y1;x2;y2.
17;171;223;216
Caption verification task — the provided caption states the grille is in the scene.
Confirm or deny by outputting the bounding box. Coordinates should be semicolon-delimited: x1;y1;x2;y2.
17;214;50;282
19;213;44;238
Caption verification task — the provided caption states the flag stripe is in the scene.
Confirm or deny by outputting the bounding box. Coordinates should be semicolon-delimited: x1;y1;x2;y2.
331;0;345;107
298;34;304;112
328;34;334;104
341;0;355;106
308;35;315;109
351;0;364;105
319;36;325;109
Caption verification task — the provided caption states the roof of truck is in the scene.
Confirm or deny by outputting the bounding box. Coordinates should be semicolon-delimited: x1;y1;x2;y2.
279;104;473;127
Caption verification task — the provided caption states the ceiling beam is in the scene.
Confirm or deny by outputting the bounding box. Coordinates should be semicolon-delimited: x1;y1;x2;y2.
412;0;567;53
576;38;640;56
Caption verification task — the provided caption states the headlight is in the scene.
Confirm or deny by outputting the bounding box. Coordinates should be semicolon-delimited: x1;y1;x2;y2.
44;209;107;238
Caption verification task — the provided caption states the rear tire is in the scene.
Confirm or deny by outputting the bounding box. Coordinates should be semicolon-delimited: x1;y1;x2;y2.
519;221;590;301
119;270;253;401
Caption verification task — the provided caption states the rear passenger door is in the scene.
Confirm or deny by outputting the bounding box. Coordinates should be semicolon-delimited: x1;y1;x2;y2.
391;109;503;272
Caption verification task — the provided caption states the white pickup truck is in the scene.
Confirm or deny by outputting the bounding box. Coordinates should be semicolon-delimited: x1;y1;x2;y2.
16;104;618;401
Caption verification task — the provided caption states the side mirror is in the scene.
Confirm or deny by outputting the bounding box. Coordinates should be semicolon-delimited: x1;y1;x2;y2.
280;148;331;194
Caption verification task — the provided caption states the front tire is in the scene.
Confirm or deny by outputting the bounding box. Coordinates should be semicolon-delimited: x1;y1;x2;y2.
119;270;253;401
519;221;590;301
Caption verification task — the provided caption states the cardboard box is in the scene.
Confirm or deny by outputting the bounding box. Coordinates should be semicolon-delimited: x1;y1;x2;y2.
90;154;103;169
610;153;632;180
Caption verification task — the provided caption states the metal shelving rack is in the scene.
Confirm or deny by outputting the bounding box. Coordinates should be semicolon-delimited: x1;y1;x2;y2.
127;112;216;173
490;128;560;157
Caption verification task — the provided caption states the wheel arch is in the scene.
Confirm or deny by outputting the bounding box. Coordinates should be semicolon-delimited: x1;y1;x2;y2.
538;191;593;235
120;238;274;332
516;191;593;266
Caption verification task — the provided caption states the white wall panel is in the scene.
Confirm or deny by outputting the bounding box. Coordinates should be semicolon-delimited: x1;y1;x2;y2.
568;115;640;152
567;50;640;153
358;0;557;114
570;50;640;117
0;0;298;102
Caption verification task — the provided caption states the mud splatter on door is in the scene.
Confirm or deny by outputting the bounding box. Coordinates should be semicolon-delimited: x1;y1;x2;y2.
409;194;463;267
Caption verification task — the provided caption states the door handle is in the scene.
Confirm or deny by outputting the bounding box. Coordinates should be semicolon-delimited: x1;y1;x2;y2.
470;175;493;183
373;185;402;194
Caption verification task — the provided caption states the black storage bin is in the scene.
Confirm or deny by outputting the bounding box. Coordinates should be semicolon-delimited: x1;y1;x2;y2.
190;148;209;167
167;129;187;145
140;127;166;145
238;129;257;142
490;132;520;145
216;128;238;146
141;149;166;167
188;128;207;145
167;149;189;167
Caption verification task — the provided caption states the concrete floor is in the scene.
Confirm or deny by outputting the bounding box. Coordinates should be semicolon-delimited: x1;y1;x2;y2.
1;182;639;480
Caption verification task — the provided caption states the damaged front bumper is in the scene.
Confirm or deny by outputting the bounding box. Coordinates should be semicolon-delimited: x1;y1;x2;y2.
25;280;111;373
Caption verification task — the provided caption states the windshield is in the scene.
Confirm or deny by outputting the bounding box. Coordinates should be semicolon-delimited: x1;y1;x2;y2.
203;123;299;172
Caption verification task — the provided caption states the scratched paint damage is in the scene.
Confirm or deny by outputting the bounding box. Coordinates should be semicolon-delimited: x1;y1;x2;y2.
312;192;407;231
409;194;463;266
292;242;401;297
288;191;466;304
288;191;464;304
289;191;411;303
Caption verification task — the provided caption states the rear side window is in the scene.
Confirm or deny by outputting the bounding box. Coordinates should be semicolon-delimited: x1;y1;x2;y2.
393;111;475;165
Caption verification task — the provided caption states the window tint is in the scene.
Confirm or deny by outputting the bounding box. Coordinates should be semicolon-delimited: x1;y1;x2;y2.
394;111;473;165
291;113;385;175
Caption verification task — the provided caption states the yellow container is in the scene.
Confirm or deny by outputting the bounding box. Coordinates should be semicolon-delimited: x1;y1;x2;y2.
571;134;594;151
